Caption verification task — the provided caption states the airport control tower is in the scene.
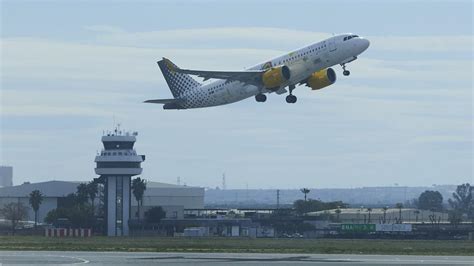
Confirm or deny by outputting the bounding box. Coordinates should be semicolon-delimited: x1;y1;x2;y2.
95;127;145;236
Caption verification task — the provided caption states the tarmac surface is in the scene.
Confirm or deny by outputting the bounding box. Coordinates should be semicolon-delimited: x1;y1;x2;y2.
0;251;472;265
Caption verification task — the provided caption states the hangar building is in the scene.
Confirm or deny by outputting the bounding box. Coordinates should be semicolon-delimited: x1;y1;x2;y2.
131;181;204;220
0;180;204;223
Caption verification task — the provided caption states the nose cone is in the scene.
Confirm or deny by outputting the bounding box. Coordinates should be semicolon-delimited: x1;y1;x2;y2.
360;38;370;52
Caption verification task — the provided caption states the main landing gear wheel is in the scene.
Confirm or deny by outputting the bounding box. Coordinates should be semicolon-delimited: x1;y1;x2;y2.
341;64;350;76
255;93;267;102
286;85;297;103
286;95;297;103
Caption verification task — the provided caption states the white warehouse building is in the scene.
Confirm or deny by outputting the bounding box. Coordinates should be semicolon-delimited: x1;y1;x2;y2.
131;181;204;219
0;180;204;223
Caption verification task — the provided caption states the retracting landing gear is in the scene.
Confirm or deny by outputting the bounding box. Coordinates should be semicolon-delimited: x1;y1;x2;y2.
286;85;297;104
286;95;297;103
341;63;350;76
255;93;267;102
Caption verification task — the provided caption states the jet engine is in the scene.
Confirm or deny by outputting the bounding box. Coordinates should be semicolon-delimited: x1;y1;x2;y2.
262;66;291;89
307;68;336;90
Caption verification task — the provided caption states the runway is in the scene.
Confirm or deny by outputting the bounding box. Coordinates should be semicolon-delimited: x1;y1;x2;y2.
0;251;472;265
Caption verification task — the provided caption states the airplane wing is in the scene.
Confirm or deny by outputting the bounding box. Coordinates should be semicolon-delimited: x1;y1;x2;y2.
163;58;264;86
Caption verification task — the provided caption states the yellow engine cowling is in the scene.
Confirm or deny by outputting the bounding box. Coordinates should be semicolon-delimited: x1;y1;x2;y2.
262;66;291;89
307;68;336;90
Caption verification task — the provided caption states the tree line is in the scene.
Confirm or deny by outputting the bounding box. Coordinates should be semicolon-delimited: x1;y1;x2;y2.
411;183;473;225
1;182;472;235
0;176;166;235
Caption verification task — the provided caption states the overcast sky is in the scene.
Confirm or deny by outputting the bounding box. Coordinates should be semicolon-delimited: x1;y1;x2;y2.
1;0;472;189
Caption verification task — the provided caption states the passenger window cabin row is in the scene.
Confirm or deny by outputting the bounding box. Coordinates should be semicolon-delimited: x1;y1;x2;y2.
278;44;326;65
208;41;332;94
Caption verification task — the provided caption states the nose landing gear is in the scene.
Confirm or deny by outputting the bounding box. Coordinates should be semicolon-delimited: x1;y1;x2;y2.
341;64;351;76
255;93;267;102
286;85;297;104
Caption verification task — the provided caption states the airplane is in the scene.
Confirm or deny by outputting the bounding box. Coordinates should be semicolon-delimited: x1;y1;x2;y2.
145;33;370;109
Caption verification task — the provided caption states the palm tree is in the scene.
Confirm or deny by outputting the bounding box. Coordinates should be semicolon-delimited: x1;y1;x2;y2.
367;208;373;223
300;188;310;201
86;180;98;214
382;206;388;224
76;183;89;205
93;176;106;217
132;177;147;221
395;203;404;223
29;190;43;227
414;210;420;222
335;208;342;222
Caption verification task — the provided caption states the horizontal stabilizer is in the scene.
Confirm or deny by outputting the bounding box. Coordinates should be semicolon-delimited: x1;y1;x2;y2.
144;98;181;104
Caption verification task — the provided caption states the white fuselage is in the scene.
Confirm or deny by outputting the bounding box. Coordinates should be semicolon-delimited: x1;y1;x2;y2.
179;34;369;109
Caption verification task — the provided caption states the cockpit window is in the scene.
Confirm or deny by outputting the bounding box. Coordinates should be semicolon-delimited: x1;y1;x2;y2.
343;35;359;41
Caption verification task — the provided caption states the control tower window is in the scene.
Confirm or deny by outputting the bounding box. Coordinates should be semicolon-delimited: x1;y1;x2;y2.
97;162;141;168
344;35;359;41
104;141;134;150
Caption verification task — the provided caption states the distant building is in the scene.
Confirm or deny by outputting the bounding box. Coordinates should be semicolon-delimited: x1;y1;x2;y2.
0;180;204;224
204;185;458;206
0;166;13;187
308;208;449;224
131;181;205;219
0;181;78;223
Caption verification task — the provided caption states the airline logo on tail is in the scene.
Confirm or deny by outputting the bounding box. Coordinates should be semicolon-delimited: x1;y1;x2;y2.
163;58;177;73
